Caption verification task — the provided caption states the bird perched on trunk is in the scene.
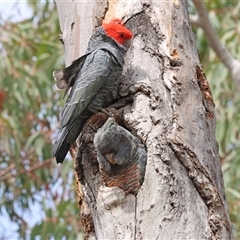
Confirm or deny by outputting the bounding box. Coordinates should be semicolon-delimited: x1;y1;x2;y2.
53;19;133;163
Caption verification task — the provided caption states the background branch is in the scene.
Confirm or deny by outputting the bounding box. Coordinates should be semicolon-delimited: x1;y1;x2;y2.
0;158;53;182
191;0;240;88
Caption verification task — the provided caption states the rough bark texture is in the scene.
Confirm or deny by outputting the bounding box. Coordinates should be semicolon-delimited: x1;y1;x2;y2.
54;0;233;239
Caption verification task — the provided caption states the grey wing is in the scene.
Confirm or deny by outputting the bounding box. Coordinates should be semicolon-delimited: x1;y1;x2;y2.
53;53;89;97
59;49;113;129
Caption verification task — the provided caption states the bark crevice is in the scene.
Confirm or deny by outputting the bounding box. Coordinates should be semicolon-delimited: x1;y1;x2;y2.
168;139;231;239
196;65;215;118
73;95;147;238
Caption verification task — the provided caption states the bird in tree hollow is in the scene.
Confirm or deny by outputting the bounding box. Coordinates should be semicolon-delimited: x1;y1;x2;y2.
53;19;133;163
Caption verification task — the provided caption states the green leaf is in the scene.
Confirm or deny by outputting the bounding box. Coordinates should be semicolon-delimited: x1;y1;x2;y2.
227;188;240;199
24;131;42;150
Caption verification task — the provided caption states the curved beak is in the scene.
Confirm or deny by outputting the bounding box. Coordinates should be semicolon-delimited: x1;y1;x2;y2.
124;39;132;49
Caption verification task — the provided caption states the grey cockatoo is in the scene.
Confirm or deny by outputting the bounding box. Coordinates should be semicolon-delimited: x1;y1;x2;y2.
53;19;133;163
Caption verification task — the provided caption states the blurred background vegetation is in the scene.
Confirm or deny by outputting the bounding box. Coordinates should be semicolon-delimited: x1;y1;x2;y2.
0;0;239;239
0;1;80;239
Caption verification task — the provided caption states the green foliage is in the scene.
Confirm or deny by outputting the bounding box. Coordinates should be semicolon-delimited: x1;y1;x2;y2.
191;2;240;238
31;199;83;240
0;2;79;239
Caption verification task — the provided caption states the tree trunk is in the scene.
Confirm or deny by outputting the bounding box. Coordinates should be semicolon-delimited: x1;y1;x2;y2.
54;0;233;239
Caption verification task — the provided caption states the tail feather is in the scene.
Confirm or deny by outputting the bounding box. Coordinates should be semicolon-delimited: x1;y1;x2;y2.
54;140;70;164
53;128;70;163
53;116;90;163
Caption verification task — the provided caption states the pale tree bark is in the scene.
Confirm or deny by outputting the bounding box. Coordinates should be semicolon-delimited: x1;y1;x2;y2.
54;0;233;239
